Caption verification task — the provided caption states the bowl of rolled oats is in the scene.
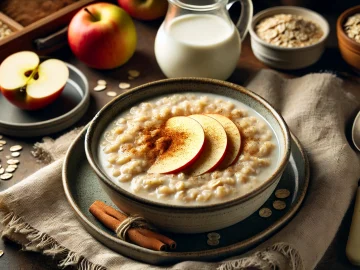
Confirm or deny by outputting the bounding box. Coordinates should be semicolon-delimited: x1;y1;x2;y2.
249;6;329;70
337;5;360;72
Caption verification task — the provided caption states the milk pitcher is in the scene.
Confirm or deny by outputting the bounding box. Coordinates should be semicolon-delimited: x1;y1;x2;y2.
154;0;253;80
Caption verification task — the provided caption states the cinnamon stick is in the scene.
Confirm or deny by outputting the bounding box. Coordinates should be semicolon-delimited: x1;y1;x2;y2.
92;200;176;248
89;201;176;251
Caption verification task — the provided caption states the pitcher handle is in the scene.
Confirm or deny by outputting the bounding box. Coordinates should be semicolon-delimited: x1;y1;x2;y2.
227;0;253;41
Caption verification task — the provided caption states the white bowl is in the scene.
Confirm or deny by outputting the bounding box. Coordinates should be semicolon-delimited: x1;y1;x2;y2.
249;6;330;70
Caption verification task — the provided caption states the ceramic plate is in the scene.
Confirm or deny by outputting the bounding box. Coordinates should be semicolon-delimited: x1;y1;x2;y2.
0;62;89;137
63;128;309;265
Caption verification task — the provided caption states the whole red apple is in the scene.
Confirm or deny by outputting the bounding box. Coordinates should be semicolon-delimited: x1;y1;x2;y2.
0;51;69;111
117;0;168;21
68;3;137;69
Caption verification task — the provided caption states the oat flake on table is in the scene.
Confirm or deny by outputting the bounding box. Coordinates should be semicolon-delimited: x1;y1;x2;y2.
256;14;323;48
344;13;360;43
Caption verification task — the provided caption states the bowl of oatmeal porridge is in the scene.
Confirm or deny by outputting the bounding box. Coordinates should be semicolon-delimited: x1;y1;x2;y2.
249;6;329;70
337;5;360;72
85;78;290;233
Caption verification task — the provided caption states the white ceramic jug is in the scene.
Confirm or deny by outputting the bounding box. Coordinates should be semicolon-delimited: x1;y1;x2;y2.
155;0;253;80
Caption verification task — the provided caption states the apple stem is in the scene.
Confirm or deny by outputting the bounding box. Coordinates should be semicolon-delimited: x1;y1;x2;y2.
84;8;97;21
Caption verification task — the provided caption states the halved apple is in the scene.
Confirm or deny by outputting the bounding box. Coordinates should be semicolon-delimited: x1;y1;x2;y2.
186;114;228;176
0;51;69;110
147;116;205;174
207;114;241;168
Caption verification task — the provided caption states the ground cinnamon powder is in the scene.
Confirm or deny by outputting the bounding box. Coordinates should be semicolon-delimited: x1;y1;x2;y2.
131;124;188;165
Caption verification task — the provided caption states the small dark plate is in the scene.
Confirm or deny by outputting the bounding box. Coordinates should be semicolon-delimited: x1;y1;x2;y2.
63;128;309;265
0;62;89;137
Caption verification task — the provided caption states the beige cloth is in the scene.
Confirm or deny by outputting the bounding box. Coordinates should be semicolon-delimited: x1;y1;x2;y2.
1;69;360;270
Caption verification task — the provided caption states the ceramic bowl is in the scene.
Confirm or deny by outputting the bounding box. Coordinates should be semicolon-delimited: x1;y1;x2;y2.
337;5;360;72
85;78;291;233
249;6;329;70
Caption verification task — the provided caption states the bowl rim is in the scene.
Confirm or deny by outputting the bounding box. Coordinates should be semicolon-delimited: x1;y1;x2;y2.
85;78;291;211
249;6;330;51
336;5;360;51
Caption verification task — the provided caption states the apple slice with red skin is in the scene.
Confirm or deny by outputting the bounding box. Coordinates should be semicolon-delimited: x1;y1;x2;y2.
185;114;228;176
147;116;205;174
0;51;69;110
206;114;241;169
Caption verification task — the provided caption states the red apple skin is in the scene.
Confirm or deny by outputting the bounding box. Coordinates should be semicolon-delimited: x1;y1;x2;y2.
0;86;65;110
68;3;137;69
117;0;168;21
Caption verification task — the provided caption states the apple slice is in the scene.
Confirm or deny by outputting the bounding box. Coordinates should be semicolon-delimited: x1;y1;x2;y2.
147;116;205;174
207;114;241;168
186;114;228;176
0;51;69;110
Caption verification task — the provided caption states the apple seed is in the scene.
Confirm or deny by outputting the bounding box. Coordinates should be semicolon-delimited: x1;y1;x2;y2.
10;145;22;152
107;91;117;97
97;79;107;86
119;82;130;89
94;85;107;92
0;173;12;180
128;70;140;78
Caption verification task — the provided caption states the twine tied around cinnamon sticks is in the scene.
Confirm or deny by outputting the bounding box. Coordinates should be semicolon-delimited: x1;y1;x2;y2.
115;215;153;241
89;200;176;251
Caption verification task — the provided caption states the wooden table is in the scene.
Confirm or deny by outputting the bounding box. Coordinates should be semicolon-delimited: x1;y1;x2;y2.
0;15;359;270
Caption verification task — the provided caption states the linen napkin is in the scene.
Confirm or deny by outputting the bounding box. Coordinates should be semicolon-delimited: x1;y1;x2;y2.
1;69;359;270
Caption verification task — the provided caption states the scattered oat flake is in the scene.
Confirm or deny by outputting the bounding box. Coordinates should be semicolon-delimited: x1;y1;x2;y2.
11;152;20;158
259;207;272;218
8;164;17;169
207;232;220;240
10;145;22;152
107;91;117;97
119;82;130;89
97;79;107;85
273;200;287;210
94;85;107;92
0;173;12;180
0;168;4;174
5;156;10;159
5;167;16;173
207;239;219;246
0;147;2;151
128;70;140;77
0;140;6;145
0;250;3;257
0;135;2;139
7;159;20;165
275;189;291;199
128;76;134;80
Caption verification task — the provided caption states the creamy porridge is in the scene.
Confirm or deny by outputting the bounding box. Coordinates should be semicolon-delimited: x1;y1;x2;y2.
99;93;279;205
